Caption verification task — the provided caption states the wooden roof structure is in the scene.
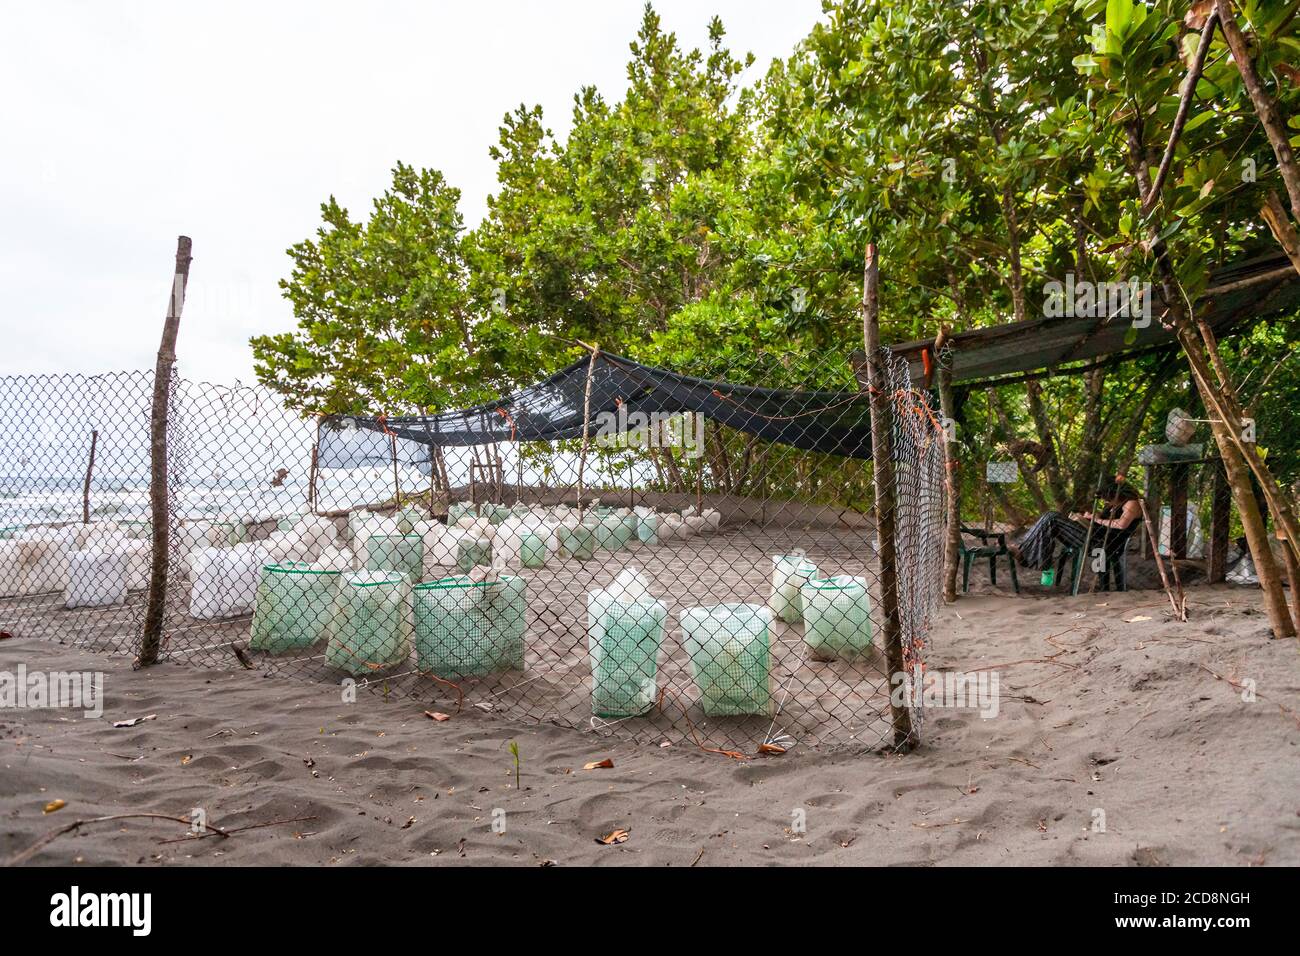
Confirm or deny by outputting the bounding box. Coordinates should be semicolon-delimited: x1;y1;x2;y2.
852;253;1300;389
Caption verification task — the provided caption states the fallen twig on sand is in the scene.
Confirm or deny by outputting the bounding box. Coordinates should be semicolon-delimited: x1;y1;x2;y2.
911;818;969;829
1198;664;1300;730
155;814;319;846
970;654;1079;674
4;812;229;867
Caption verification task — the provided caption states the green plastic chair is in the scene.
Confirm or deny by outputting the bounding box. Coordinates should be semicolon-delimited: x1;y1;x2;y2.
958;525;1020;594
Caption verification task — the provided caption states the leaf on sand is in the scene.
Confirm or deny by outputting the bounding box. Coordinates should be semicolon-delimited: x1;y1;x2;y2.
113;714;157;728
758;742;786;755
583;758;614;770
597;828;630;845
401;816;416;829
423;711;451;722
43;799;66;814
1124;615;1152;623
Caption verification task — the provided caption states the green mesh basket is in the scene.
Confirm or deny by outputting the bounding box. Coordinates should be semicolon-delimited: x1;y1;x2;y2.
365;533;424;581
681;603;773;716
616;513;637;548
413;575;527;677
557;525;596;560
636;513;658;544
455;537;493;573
396;506;428;534
801;575;873;661
324;572;413;676
251;563;341;654
484;504;513;525
519;532;548;569
448;502;478;524
587;591;666;717
594;514;623;551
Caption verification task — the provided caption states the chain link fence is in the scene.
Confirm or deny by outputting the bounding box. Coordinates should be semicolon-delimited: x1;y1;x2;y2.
1;348;944;755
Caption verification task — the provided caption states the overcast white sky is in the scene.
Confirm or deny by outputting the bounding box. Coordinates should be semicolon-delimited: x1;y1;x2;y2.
0;1;823;384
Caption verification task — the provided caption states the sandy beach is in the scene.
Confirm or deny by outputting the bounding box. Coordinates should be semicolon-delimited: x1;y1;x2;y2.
2;578;1297;867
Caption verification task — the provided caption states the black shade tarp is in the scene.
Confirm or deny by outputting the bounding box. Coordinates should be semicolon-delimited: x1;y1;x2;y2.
318;351;873;469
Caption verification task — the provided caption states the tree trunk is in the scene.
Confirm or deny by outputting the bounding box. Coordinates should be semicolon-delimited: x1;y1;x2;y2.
861;243;916;751
1260;191;1300;274
1125;125;1295;638
990;392;1050;513
1216;1;1300;222
1072;368;1107;508
1025;379;1069;509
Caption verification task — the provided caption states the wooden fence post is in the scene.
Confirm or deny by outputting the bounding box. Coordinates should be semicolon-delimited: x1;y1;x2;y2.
81;428;98;524
138;236;192;667
861;242;917;751
937;359;960;603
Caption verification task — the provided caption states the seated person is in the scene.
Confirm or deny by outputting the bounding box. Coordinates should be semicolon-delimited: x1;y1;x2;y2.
1012;478;1143;569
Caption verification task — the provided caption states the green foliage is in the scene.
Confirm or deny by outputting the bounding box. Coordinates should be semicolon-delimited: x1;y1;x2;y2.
251;0;1300;513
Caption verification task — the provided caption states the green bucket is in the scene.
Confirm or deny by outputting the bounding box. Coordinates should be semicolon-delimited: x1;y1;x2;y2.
413;575;527;677
324;572;413;675
250;562;341;653
801;575;873;661
587;590;665;717
365;534;424;582
681;603;773;717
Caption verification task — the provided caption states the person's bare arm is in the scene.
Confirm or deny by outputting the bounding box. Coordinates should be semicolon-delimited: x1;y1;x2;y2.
1083;499;1141;529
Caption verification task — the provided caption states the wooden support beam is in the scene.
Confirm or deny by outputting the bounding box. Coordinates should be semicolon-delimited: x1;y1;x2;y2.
1207;462;1232;584
1169;463;1189;560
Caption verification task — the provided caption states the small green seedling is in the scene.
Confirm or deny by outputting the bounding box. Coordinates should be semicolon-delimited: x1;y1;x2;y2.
508;740;521;789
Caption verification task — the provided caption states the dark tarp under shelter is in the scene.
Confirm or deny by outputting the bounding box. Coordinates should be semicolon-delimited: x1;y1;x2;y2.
318;351;874;470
